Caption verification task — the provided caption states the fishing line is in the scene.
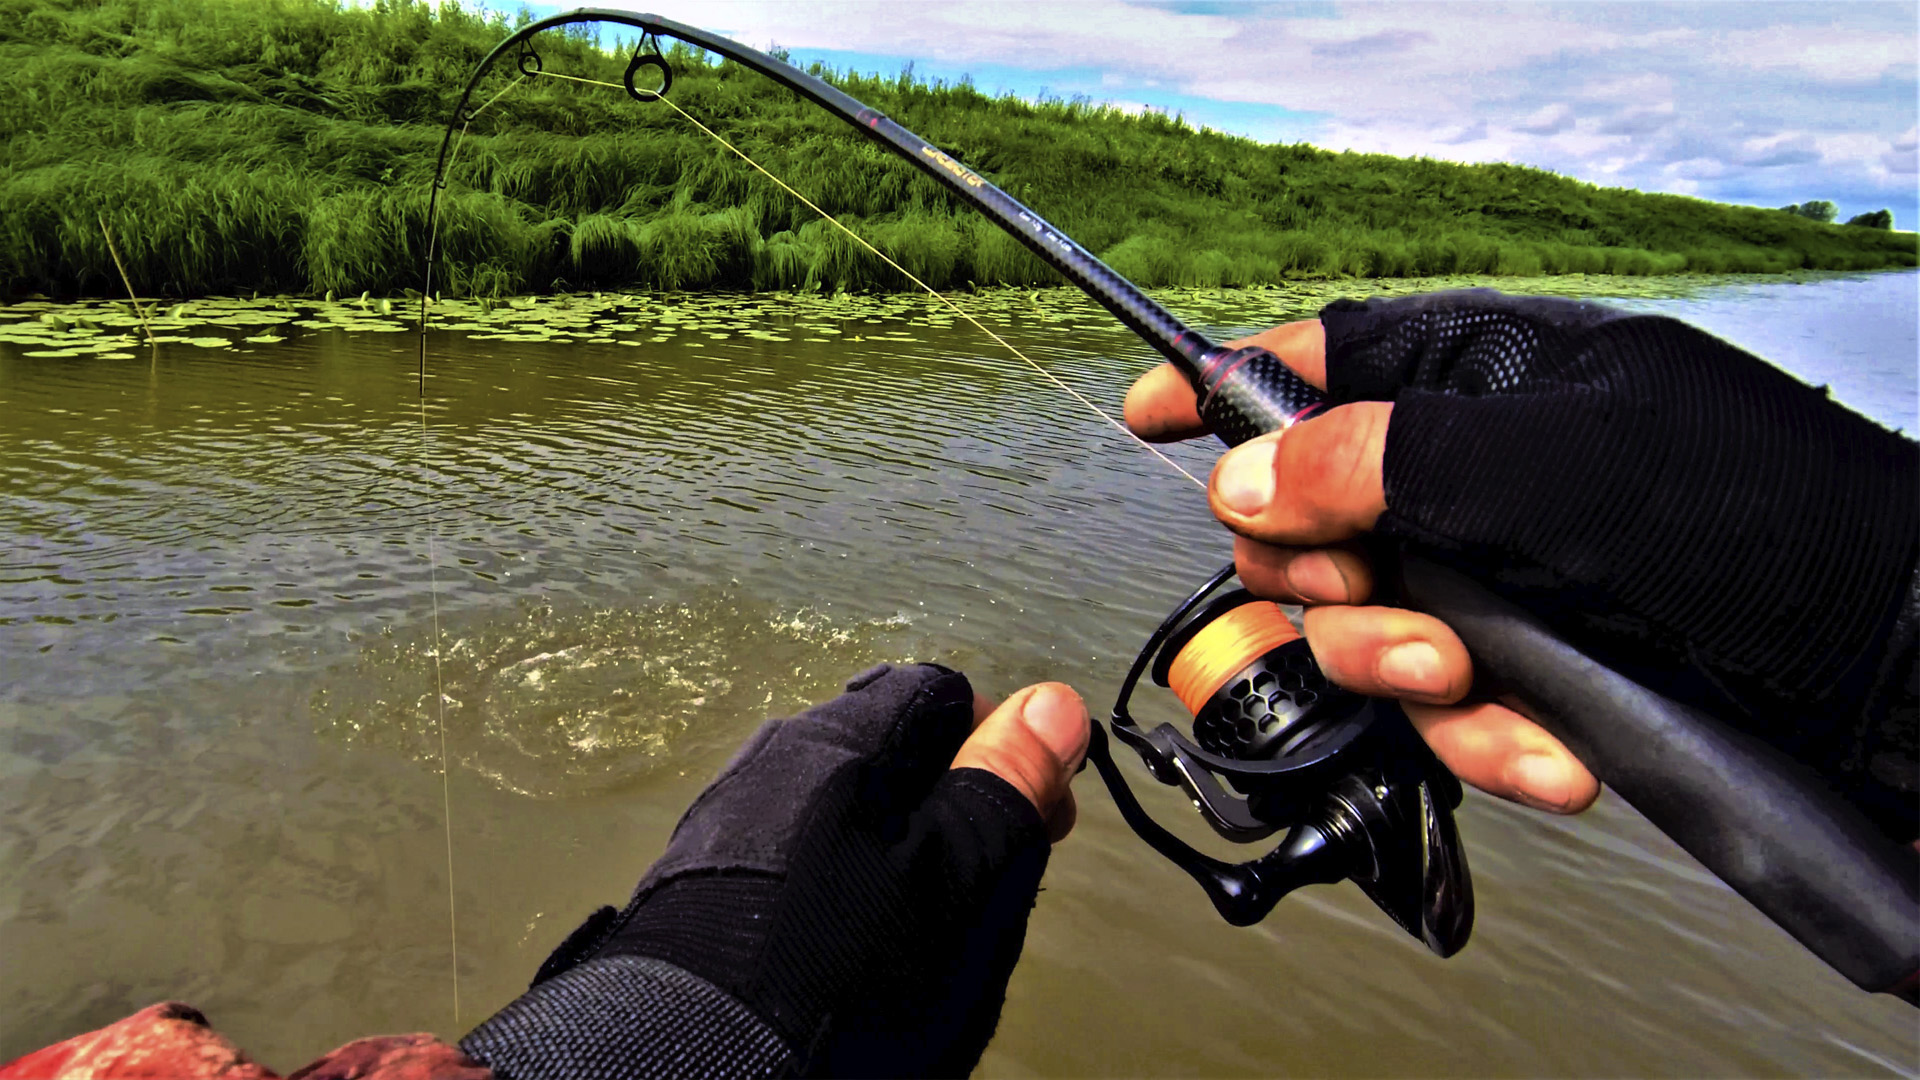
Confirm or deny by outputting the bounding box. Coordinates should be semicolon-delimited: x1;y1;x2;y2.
1165;601;1300;716
420;399;460;1028
414;63;532;1037
525;66;1206;490
418;71;528;388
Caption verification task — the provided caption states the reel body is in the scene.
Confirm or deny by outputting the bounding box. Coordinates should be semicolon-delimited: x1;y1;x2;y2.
1093;562;1474;956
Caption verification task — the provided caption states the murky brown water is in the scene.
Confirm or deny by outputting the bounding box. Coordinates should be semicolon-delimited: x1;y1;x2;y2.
2;275;1916;1076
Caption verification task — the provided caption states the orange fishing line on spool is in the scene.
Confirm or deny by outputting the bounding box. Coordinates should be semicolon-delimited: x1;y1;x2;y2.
1166;602;1303;716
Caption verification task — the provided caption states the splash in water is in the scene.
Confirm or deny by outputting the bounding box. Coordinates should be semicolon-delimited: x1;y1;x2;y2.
310;587;916;797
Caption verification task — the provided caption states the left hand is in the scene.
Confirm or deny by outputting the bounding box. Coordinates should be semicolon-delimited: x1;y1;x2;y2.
461;664;1090;1079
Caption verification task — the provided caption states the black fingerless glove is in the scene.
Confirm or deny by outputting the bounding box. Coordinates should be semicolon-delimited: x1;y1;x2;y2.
459;663;1052;1079
1320;290;1919;841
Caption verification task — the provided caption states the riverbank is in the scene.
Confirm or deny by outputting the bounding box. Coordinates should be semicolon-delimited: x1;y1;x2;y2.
4;0;1915;299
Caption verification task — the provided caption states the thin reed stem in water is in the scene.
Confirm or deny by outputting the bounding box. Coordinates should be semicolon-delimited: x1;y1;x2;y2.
98;213;156;345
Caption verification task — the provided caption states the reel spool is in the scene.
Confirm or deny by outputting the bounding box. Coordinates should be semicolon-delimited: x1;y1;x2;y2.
1090;562;1474;956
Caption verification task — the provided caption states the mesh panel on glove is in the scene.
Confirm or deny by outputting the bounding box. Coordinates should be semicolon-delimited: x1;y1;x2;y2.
459;954;793;1080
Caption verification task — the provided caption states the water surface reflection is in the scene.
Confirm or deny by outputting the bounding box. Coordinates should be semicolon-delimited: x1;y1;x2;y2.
1;274;1914;1075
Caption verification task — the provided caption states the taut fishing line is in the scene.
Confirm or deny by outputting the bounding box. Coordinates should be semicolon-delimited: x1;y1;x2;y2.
415;7;1919;1017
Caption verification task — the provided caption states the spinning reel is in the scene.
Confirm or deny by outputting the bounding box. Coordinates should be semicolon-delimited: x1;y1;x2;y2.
1089;561;1474;956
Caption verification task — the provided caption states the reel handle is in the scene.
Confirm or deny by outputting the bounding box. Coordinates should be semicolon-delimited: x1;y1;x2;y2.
1086;723;1348;927
1193;346;1920;999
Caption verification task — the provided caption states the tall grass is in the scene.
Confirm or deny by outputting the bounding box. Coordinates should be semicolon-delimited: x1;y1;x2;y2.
3;0;1914;297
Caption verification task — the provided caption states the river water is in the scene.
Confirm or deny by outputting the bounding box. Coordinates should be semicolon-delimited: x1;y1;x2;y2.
1;272;1915;1075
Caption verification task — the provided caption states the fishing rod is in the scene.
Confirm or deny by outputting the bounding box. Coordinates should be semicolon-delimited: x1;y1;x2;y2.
423;9;1920;1001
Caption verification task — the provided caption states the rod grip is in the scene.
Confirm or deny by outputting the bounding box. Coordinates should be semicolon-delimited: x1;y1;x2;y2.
1399;556;1920;996
1198;346;1920;997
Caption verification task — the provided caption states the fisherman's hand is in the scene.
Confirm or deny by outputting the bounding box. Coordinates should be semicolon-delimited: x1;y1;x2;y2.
461;664;1090;1079
1126;291;1919;841
1127;315;1598;814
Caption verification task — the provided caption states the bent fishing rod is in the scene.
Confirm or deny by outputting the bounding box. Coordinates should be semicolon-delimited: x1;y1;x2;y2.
423;9;1920;1002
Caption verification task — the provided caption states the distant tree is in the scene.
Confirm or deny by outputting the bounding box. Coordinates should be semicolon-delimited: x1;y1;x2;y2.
1846;209;1894;229
1779;200;1839;223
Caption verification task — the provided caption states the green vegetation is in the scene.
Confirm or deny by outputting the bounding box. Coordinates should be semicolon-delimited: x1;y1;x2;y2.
4;0;1915;298
1847;209;1895;230
0;273;1791;362
1779;200;1839;223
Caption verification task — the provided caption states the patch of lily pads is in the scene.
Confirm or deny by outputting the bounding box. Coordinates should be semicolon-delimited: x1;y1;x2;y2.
0;271;1869;360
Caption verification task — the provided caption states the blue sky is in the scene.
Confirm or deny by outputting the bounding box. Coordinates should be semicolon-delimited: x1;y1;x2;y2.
526;1;1918;227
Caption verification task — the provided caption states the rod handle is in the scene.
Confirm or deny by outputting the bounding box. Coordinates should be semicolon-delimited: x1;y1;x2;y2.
1400;555;1920;997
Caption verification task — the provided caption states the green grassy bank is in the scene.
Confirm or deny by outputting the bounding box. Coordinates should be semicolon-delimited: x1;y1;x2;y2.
4;0;1915;298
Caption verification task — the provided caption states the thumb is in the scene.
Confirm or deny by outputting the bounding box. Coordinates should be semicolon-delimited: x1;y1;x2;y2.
950;683;1090;842
1210;400;1391;547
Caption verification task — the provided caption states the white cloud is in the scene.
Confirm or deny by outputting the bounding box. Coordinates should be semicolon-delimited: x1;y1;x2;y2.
1516;103;1575;136
1716;24;1918;82
1578;73;1676;106
590;0;1917;218
621;0;1237;70
1866;128;1920;177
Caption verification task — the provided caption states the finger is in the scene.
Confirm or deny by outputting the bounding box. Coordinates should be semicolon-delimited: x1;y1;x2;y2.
1403;700;1601;814
1232;534;1374;606
1301;604;1472;705
1123;362;1206;442
973;687;1079;842
1223;319;1328;390
972;691;1078;841
1044;790;1077;844
950;683;1091;839
1122;320;1329;444
1211;401;1391;547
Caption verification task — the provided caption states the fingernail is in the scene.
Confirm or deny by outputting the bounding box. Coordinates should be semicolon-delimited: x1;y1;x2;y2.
1214;441;1278;517
1506;752;1575;812
1284;550;1351;602
1377;642;1446;697
1020;683;1089;769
